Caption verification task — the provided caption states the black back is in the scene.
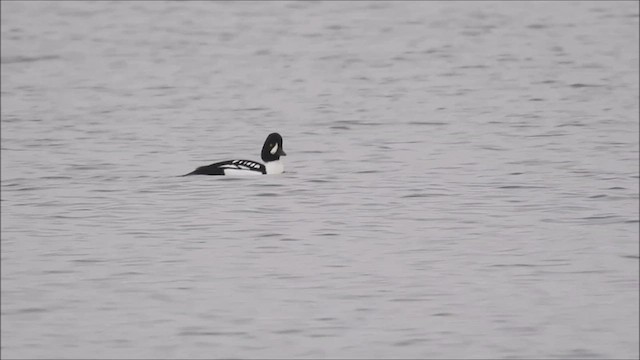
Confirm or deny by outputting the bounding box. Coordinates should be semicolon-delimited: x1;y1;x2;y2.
184;159;266;176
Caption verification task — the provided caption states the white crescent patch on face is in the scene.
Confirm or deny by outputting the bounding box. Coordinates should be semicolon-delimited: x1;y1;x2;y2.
270;142;279;155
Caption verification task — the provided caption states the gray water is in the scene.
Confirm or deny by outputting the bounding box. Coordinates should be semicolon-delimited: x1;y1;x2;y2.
1;1;638;359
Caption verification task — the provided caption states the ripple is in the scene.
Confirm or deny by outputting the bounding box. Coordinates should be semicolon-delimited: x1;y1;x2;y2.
490;263;565;268
581;215;619;220
401;193;451;198
588;194;607;199
272;329;303;335
179;330;247;337
569;83;604;88
356;170;380;174
407;121;448;126
1;55;60;64
13;307;49;314
394;338;429;347
432;312;454;317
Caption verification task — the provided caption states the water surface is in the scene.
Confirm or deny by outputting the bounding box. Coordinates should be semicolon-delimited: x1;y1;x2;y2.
1;1;638;359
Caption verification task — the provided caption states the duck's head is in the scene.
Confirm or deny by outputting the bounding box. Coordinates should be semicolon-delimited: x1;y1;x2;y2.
261;132;286;162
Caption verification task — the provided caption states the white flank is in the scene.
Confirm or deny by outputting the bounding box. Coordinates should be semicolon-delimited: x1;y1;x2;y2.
223;169;263;176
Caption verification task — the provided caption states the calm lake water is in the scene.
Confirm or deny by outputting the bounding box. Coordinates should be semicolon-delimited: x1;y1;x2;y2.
1;1;638;359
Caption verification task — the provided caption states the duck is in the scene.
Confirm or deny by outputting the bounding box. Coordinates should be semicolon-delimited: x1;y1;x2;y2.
183;132;286;176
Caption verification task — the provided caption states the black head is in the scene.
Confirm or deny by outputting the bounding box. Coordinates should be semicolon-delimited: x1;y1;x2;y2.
261;132;286;162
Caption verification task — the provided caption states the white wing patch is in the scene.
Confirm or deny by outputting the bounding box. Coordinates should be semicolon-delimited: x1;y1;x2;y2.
219;160;264;175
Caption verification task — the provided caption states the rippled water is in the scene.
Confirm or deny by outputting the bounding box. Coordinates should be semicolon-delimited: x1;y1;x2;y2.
1;1;638;359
